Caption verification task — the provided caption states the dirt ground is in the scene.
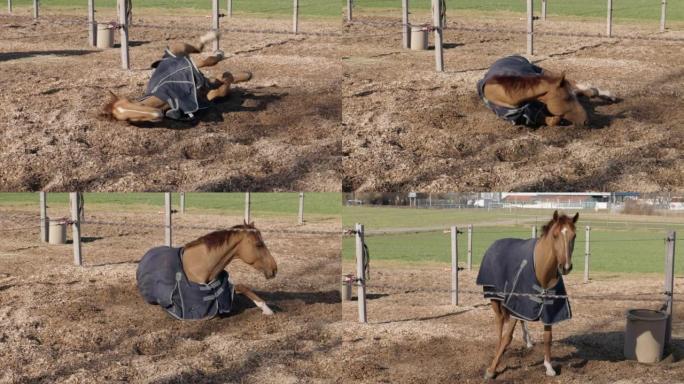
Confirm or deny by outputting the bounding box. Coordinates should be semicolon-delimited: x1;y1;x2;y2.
0;9;341;191
342;11;684;191
0;205;342;383
336;261;684;383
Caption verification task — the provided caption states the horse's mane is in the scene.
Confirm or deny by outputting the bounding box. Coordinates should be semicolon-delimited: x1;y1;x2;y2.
540;213;575;238
488;74;560;96
184;223;259;250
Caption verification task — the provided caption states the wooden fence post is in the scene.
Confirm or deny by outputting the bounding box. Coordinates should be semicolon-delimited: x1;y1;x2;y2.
298;192;304;224
664;231;676;346
451;225;459;305
467;224;473;270
402;0;409;49
347;0;352;22
532;225;537;238
88;0;96;46
164;192;172;247
293;0;299;34
244;192;251;223
227;0;232;17
526;0;534;55
542;0;547;21
606;0;613;37
118;0;130;69
39;192;48;242
432;0;444;72
179;192;185;214
356;223;367;323
660;0;667;32
212;0;220;51
584;226;591;283
70;193;82;266
33;0;38;18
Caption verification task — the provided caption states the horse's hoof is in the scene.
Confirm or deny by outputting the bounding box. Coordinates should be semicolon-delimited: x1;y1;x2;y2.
483;370;495;380
526;342;534;349
261;306;274;316
545;368;557;377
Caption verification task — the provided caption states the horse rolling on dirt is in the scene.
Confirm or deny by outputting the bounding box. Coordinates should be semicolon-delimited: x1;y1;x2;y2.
103;31;253;122
478;55;615;127
136;223;277;320
476;210;579;379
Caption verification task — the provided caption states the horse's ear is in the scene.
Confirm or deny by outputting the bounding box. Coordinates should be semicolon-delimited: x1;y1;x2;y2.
555;72;566;87
573;212;579;223
552;210;559;221
249;221;255;227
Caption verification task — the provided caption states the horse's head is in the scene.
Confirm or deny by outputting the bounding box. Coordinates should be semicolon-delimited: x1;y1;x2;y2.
102;91;163;122
543;210;579;275
541;73;588;127
233;222;277;280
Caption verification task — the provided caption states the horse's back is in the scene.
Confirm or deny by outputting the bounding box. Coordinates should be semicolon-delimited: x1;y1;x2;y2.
136;246;181;307
476;238;536;288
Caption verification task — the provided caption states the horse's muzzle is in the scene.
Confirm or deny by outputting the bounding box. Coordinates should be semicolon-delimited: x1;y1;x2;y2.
264;269;277;279
561;264;573;275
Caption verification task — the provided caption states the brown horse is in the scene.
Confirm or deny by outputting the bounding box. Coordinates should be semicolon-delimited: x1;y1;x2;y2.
183;223;277;315
103;31;253;122
478;210;578;379
478;55;614;127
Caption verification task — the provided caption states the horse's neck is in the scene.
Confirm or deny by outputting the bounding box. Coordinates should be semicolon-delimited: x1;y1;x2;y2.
488;78;553;107
534;236;559;288
182;235;242;284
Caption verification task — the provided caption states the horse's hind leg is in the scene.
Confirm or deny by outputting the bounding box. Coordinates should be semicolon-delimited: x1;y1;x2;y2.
167;31;220;58
543;325;557;376
234;283;274;315
521;321;534;349
486;314;518;379
205;71;253;101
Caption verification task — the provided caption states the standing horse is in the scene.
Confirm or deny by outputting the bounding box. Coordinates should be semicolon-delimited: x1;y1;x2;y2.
476;211;578;379
136;222;277;320
103;31;253;122
478;55;614;127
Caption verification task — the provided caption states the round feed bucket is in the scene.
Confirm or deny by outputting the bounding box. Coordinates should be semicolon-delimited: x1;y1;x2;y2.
341;275;353;301
96;23;115;49
48;219;67;245
624;309;668;363
410;26;428;51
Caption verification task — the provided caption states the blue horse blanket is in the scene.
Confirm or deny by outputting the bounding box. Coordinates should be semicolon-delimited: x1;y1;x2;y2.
136;246;234;320
476;238;572;325
477;55;549;126
143;49;210;120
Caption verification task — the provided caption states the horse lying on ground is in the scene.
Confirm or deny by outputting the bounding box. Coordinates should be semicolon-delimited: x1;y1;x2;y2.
136;223;277;320
476;210;579;379
103;31;253;122
478;55;615;127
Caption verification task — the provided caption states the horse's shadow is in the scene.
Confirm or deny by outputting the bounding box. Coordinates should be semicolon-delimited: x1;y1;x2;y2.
0;50;96;62
558;331;684;365
219;289;340;317
130;87;285;130
580;96;625;129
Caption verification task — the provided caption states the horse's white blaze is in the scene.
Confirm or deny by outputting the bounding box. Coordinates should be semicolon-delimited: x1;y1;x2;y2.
561;227;571;270
544;359;556;376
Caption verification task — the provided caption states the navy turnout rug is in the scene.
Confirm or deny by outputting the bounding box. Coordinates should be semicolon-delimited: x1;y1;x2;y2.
142;49;211;120
475;238;571;325
477;55;549;126
136;246;234;320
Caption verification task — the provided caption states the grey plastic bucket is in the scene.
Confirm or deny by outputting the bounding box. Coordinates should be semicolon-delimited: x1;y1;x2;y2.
48;219;67;245
410;26;428;51
97;23;114;49
624;309;667;363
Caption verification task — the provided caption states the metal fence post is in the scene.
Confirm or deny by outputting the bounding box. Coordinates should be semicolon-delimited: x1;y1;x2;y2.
467;224;473;270
179;192;185;214
356;223;367;323
532;225;537;238
542;0;547;21
118;0;130;69
7;0;11;14
70;193;82;266
33;0;38;18
88;0;96;46
244;192;251;223
164;192;172;246
347;0;352;22
664;231;676;346
298;192;304;224
660;0;667;32
584;226;591;283
526;0;534;55
402;0;409;49
606;0;613;37
451;226;458;305
39;192;48;242
212;0;220;51
293;0;299;34
227;0;232;17
432;0;444;72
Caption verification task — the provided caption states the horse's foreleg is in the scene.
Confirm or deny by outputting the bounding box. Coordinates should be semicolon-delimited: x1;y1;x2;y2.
491;301;505;352
521;321;534;349
486;315;517;379
543;325;556;376
544;115;562;126
234;283;274;315
206;71;252;101
167;31;220;58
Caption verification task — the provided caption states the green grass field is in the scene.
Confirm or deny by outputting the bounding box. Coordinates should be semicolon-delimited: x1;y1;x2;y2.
9;0;342;18
354;0;683;22
0;192;341;219
342;206;684;274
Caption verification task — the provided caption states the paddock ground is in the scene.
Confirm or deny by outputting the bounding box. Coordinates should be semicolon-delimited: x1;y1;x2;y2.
0;204;341;383
337;261;684;383
342;10;684;191
0;8;341;191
